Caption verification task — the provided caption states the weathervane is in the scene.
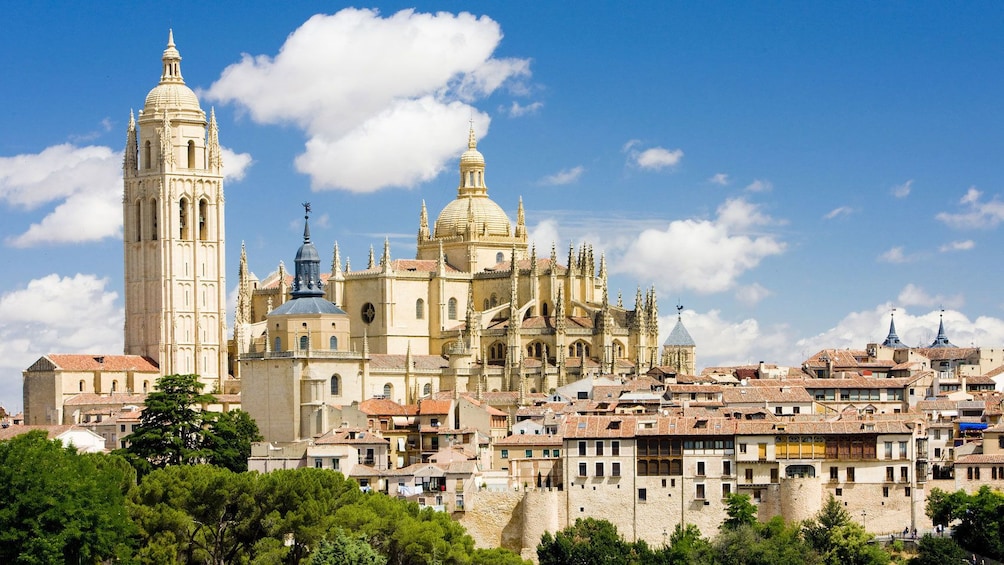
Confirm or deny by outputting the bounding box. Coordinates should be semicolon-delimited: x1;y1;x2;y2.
302;202;311;219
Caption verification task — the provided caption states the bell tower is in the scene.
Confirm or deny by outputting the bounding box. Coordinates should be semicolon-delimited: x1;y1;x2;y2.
123;31;228;391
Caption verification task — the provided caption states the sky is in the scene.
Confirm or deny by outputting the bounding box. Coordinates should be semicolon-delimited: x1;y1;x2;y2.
3;2;1004;412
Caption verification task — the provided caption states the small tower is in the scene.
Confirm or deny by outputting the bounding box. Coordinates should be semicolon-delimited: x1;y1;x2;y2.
928;310;957;348
882;310;908;349
661;304;696;375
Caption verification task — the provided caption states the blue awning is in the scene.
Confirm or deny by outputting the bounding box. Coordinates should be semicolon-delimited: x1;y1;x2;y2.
959;422;988;431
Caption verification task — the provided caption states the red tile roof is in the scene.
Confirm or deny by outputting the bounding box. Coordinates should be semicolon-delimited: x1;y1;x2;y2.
42;354;159;372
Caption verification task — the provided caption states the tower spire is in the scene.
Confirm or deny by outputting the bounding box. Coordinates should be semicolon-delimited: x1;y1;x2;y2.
291;203;324;298
515;196;526;239
160;29;184;84
124;110;137;173
928;309;957;348
418;200;429;242
882;309;906;348
207;107;222;171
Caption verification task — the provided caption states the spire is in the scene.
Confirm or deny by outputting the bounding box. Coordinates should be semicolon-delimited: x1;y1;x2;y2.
331;242;342;278
207;107;222;171
418;200;429;241
882;309;907;348
529;244;538;276
124;110;137;172
509;244;519;314
235;241;250;326
515;196;526;239
160;30;184;84
549;243;557;273
291;203;325;298
458;121;487;197
567;242;575;278
367;245;375;269
555;286;566;332
362;328;370;357
617;290;623;308
381;238;391;269
648;285;659;337
929;310;957;348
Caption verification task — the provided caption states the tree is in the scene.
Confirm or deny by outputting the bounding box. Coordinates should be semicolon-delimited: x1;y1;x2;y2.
470;548;531;565
803;495;888;565
925;486;1004;560
308;529;386;565
721;493;758;531
117;374;261;475
0;431;136;564
909;534;967;565
538;518;652;565
662;523;712;565
713;516;822;565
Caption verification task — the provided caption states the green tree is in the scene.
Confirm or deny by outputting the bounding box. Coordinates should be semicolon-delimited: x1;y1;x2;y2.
470;547;531;565
803;495;888;565
538;518;652;565
0;431;136;564
661;523;712;565
803;494;850;551
721;493;758;531
308;529;386;565
117;374;261;475
925;486;1004;560
909;534;967;565
713;516;821;565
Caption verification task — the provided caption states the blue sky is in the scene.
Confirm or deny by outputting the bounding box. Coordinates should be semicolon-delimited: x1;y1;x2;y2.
3;2;1004;411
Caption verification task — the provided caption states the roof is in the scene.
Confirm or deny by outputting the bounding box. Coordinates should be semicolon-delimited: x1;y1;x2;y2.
269;296;346;316
32;354;159;372
663;316;695;347
368;354;449;371
314;427;388;445
357;398;412;416
722;386;813;404
494;433;563;446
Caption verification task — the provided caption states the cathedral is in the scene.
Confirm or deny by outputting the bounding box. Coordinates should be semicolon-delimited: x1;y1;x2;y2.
23;32;691;438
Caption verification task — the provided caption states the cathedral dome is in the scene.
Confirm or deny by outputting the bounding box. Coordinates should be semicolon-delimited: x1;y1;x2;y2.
434;196;512;238
459;146;485;167
142;30;203;115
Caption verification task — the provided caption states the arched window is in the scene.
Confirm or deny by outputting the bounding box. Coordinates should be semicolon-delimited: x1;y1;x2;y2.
79;380;85;392
135;199;143;242
179;198;189;239
490;294;498;307
142;381;149;393
187;140;196;168
150;198;158;240
448;297;457;320
144;140;151;169
490;342;506;361
496;252;504;264
483;298;489;310
274;336;282;351
542;302;549;317
330;375;341;396
416;299;425;320
477;171;483;186
198;199;208;241
111;380;118;392
329;336;338;350
383;383;393;398
299;335;309;350
423;383;432;396
614;341;624;358
468;171;474;186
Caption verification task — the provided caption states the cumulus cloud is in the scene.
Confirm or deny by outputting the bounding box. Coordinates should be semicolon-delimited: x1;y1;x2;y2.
528;218;561;252
623;140;683;171
936;187;1004;229
897;283;964;309
878;246;913;264
615;198;786;294
205;8;530;192
744;179;772;193
823;206;853;220
539;166;584;186
503;101;543;117
939;240;975;252
735;283;771;306
0;274;123;411
709;173;729;186
666;309;790;368
0;144;122;247
891;179;913;198
220;147;253;181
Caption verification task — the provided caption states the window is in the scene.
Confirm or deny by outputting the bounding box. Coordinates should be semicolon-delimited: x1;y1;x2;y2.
187;140;196;168
179;198;189;239
886;467;894;482
723;461;732;476
578;463;587;477
554;449;560;457
330;375;340;395
905;487;911;496
899;441;908;458
696;484;706;499
198;199;208;240
933;429;941;440
745;468;754;482
722;483;731;497
883;487;889;497
383;383;393;398
885;442;893;459
314;459;323;469
612;462;621;477
829;466;838;481
975;467;981;480
329;336;338;350
144;140;151;169
298;335;309;350
448;297;458;320
542;449;550;458
274;336;282;351
775;406;783;415
525;450;533;458
770;468;779;483
332;459;339;470
847;467;855;482
596;441;604;456
696;461;705;476
578;441;587;456
638;488;647;501
612;441;620;456
496;252;504;263
740;443;747;454
835;488;843;496
501;450;508;459
596;462;604;477
423;383;432;396
416;299;425;319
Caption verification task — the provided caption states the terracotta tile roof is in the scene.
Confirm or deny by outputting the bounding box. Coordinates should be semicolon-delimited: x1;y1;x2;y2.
955;454;1004;464
417;399;453;415
722;386;813;404
358;398;411;416
734;419;913;435
42;354;159;372
494;433;563;446
314;427;388;445
803;349;895;369
64;393;147;406
668;384;723;394
913;347;979;361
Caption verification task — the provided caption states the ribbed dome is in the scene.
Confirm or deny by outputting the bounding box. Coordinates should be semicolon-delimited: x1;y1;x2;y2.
435;196;511;238
144;83;202;113
460;147;484;167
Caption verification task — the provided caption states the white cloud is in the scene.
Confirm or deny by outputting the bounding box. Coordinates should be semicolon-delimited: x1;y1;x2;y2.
0;144;122;247
667;309;790;368
708;173;729;186
897;283;964;309
503;101;543;117
528;218;561;252
539;166;584;186
936;186;1004;229
744;179;772;193
939;240;975;252
220;147;253;181
878;246;912;264
205;8;530;193
892;179;913;198
823;206;853;220
0;274;123;412
623;140;683;171
735;283;771;306
615;198;786;294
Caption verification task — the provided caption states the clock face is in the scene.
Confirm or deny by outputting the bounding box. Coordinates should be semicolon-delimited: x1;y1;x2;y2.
361;302;376;324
